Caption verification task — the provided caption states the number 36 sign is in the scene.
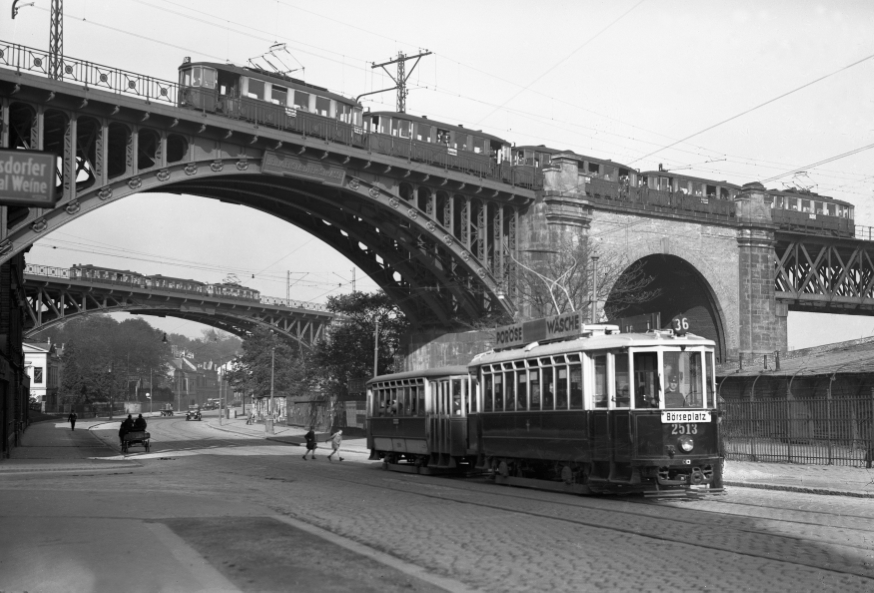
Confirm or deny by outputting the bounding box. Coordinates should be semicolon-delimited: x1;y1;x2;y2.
671;315;690;336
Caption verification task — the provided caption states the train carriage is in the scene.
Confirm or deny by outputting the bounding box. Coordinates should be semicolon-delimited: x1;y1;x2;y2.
70;264;146;287
178;59;366;146
209;282;260;302
470;317;723;496
765;187;854;237
146;274;208;295
367;366;475;473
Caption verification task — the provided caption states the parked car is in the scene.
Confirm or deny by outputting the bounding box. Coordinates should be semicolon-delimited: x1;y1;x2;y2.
186;407;202;421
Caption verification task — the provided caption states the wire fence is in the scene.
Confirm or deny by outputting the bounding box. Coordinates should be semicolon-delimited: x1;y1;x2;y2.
722;395;874;467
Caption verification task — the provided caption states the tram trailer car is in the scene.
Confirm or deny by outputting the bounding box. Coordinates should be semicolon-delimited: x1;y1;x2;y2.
367;366;476;473
469;325;723;497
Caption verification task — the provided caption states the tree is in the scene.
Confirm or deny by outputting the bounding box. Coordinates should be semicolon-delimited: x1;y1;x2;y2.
35;315;173;406
512;235;659;320
308;291;409;396
224;328;311;403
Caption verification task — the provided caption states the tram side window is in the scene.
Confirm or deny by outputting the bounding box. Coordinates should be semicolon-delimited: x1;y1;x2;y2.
404;386;413;416
452;379;462;415
504;370;516;411
556;366;569;410
315;96;330;117
569;363;583;410
271;85;288;106
517;370;528;411
593;355;608;408
529;369;541;411
614;354;630;408
492;374;503;412
483;374;493;412
418;385;426;415
705;352;715;409
542;365;554;410
634;353;659;409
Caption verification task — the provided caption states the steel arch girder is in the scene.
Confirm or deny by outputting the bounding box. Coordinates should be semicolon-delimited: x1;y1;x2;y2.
172;177;475;323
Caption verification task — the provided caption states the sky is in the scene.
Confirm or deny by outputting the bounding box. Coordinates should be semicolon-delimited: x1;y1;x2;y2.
4;1;874;347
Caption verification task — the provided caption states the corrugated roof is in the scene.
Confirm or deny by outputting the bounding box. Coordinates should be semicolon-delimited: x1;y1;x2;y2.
718;337;874;378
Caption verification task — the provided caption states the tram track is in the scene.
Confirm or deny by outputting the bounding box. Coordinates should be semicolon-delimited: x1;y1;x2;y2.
286;465;874;581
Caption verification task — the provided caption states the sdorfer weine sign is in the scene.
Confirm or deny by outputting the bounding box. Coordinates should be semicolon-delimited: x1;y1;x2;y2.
0;150;58;207
495;311;583;350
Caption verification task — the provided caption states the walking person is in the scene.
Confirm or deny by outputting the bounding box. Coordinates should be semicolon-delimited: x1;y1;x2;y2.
302;426;317;460
68;410;77;431
327;429;343;462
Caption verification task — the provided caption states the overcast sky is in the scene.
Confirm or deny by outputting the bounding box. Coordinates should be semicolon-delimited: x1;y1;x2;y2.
5;1;874;347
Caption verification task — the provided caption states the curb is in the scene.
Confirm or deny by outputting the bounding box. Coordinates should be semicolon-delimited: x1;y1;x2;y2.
724;480;874;498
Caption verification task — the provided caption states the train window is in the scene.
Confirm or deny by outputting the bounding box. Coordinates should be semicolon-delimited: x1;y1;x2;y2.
706;185;717;198
417;123;431;142
504;371;516;411
567;353;580;362
633;352;659;409
336;103;350;122
493;374;503;412
587;162;600;175
437;129;450;145
472;136;483;154
202;67;216;89
570;363;583;409
272;85;288;106
593;355;608;408
720;187;731;200
529;369;541;410
827;203;836;216
542;366;554;410
706;352;715;409
315;96;330;117
452;379;462;415
294;90;310;111
801;199;811;213
516;370;528;411
248;79;265;100
392;119;411;138
659;177;671;191
614;354;630;408
555;366;568;410
773;195;784;209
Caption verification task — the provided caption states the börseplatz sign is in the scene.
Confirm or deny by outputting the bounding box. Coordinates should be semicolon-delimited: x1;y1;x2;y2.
0;150;58;207
495;311;584;350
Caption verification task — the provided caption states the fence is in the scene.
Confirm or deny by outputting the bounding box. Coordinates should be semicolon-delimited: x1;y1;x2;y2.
722;395;874;467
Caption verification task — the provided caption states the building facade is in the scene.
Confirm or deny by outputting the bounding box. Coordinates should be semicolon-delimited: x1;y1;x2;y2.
24;340;61;411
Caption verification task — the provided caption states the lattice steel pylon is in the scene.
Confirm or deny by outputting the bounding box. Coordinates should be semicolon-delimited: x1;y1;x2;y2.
49;0;63;80
371;50;431;113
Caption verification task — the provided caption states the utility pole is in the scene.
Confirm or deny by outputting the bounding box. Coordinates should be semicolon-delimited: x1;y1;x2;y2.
266;347;275;434
49;0;63;80
368;50;431;113
373;319;379;377
286;271;291;300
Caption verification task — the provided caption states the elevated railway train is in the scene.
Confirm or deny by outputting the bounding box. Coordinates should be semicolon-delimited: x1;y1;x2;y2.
177;59;855;234
367;313;723;498
69;264;261;302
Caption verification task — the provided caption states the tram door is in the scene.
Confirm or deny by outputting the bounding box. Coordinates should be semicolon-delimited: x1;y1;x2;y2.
428;378;464;467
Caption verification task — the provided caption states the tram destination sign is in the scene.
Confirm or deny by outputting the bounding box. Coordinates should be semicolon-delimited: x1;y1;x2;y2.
495;311;583;349
0;150;58;207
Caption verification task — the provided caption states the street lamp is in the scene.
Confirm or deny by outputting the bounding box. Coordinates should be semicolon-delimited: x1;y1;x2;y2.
266;346;275;434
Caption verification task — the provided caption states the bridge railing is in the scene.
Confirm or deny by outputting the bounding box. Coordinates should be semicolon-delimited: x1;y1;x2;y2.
855;225;874;241
0;41;178;105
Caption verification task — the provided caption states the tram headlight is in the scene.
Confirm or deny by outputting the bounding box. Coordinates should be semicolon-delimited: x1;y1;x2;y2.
678;435;694;453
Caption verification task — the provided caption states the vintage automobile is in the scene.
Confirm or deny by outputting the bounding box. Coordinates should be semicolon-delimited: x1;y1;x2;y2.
185;407;202;421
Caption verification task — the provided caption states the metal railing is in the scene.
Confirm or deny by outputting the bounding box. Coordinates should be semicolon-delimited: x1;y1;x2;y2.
23;263;329;311
0;40;178;105
722;396;874;467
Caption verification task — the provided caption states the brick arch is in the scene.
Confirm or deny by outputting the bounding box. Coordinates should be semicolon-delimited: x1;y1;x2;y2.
604;246;733;361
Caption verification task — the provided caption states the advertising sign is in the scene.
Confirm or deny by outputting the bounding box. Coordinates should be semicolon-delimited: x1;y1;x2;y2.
0;150;58;207
495;311;583;350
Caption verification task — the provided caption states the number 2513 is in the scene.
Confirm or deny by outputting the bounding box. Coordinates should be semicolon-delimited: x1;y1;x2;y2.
671;423;698;435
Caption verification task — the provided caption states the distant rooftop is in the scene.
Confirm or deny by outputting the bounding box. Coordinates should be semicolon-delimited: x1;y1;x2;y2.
718;336;874;378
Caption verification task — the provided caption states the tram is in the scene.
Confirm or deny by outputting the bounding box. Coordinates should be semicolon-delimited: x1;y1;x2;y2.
366;312;724;497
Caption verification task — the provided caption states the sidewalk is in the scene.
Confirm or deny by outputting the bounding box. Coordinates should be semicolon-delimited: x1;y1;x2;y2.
0;418;138;473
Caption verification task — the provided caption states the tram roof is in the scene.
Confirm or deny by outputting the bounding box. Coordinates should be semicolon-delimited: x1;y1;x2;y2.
472;332;715;366
366;365;471;385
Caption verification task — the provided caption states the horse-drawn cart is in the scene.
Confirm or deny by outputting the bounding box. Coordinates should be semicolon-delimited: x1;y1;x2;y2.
121;430;151;453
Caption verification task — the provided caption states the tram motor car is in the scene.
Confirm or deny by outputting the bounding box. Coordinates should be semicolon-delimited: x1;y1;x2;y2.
367;312;724;498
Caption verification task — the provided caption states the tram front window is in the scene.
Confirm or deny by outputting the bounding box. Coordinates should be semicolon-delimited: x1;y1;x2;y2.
663;351;704;408
634;352;659;408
